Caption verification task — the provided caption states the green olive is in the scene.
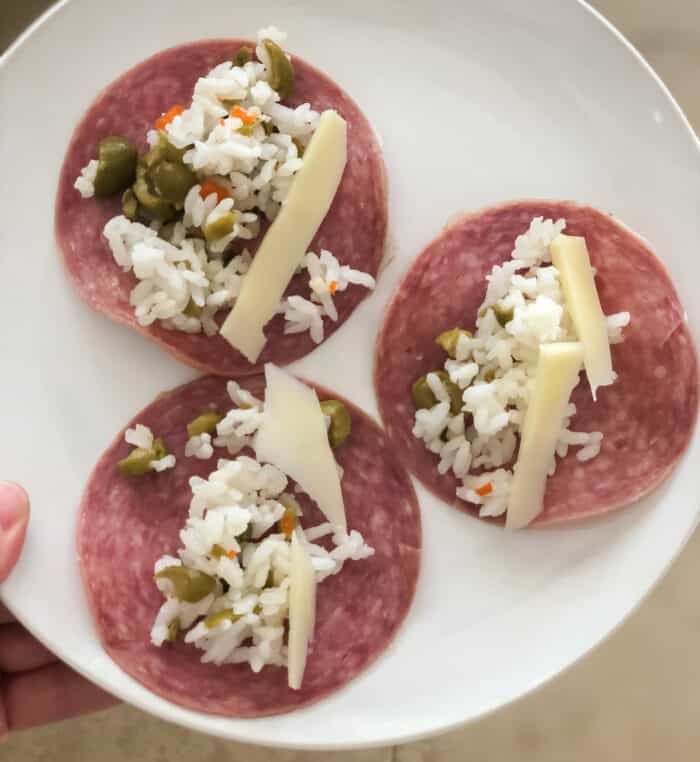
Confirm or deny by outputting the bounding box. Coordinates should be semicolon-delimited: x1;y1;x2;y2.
320;400;351;448
203;212;237;242
183;299;202;318
150;160;197;205
93;137;138;197
187;411;222;438
121;188;139;220
262;39;294;99
166;617;180;642
493;304;514;328
234;46;253;67
154;566;217;603
237;123;256;137
435;328;472;358
157;132;188;163
133;176;175;220
205;608;239;628
116;447;157;476
158;221;177;242
411;372;462;415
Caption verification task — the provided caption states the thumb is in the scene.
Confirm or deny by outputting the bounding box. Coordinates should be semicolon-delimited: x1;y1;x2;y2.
0;482;30;584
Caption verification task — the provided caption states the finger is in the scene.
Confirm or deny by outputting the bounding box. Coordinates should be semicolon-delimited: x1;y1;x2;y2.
0;623;55;672
0;603;15;625
3;662;118;732
0;483;30;583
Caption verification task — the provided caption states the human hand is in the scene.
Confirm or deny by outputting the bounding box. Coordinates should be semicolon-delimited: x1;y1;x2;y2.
0;481;117;736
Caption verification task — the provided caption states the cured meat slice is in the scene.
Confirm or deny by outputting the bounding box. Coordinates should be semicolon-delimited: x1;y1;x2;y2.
56;40;387;376
374;200;699;525
78;375;420;716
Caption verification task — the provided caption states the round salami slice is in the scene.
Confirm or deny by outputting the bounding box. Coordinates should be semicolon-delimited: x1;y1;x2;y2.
56;40;387;376
374;200;699;525
78;375;420;717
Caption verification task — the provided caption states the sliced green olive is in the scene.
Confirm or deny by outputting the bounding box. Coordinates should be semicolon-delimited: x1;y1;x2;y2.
187;411;222;438
234;46;253;67
133;176;175;220
237;123;256;137
116;446;157;476
435;328;472;358
320;400;351;448
150;160;197;205
121;188;139;220
493;304;514;328
154;566;217;603
157;132;188;163
93;137;138;197
158;221;177;242
152;438;168;460
205;608;239;628
411;372;462;415
210;544;226;559
166;617;180;642
183;299;202;318
203;212;237;242
262;39;294;99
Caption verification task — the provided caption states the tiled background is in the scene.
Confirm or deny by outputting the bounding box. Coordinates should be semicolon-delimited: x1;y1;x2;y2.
2;1;699;759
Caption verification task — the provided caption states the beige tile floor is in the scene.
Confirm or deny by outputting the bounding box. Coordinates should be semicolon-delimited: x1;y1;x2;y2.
2;1;699;759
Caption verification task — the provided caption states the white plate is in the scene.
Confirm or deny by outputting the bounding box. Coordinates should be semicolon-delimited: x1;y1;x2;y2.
1;0;699;750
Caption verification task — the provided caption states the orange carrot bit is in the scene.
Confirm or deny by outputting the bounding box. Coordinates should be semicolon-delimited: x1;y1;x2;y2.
199;180;231;203
329;281;338;295
154;104;186;130
227;549;237;560
475;482;493;497
219;118;226;126
229;105;256;124
280;507;297;540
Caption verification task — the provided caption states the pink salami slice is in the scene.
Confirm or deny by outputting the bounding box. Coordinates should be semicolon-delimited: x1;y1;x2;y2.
56;40;387;376
78;375;420;717
374;200;699;525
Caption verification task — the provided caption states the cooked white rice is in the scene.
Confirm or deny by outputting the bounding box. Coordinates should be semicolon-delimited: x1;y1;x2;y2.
150;380;374;674
412;217;632;517
76;28;375;341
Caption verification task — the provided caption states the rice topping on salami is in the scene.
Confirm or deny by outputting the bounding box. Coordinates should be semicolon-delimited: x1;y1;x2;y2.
374;200;699;525
78;374;420;716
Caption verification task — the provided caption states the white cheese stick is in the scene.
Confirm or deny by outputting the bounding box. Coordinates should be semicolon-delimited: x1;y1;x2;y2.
287;530;317;690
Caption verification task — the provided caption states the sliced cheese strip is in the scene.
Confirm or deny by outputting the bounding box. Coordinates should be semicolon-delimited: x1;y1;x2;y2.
254;363;346;529
506;342;584;529
220;110;348;362
287;530;317;690
551;234;613;400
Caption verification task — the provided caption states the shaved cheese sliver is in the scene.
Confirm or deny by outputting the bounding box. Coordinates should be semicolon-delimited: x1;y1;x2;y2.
506;342;584;529
254;363;346;529
220;110;348;362
287;530;317;690
551;234;613;399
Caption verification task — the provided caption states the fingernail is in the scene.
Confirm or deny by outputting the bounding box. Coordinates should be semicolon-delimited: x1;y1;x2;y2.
0;482;29;533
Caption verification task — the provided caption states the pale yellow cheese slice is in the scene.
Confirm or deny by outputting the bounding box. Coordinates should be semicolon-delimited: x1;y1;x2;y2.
506;342;584;529
287;529;317;690
551;234;613;399
254;363;346;529
220;110;348;362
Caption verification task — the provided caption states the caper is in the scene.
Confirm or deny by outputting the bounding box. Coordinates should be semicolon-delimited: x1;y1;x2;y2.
154;566;217;603
204;608;239;628
262;39;294;99
116;446;157;476
493;304;514;328
166;618;180;642
435;328;472;358
203;212;237;242
93;137;138;197
234;46;253;67
320;399;351;448
132;176;175;220
121;188;139;220
187;411;222;438
411;372;462;415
